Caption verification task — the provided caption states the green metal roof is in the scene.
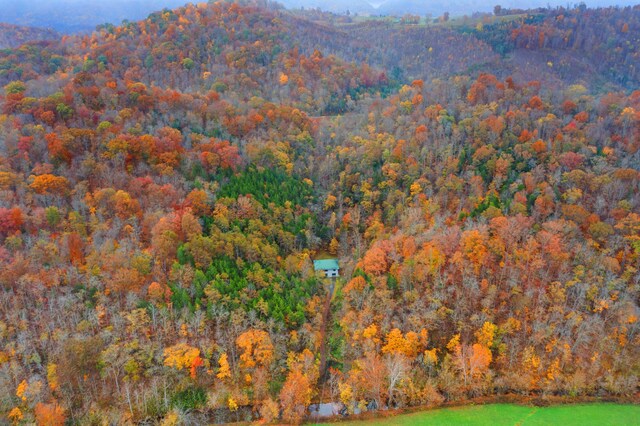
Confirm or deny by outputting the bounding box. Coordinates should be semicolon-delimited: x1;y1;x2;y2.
313;259;339;271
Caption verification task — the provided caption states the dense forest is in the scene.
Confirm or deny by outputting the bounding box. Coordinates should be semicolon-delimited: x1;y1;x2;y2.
0;1;638;424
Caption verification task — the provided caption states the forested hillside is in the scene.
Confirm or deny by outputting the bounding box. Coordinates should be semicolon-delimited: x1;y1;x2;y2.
0;1;638;424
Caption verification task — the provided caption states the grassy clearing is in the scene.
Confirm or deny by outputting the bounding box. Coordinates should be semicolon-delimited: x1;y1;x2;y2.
315;403;640;426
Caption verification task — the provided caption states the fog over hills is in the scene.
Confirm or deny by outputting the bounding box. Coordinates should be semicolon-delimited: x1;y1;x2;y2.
0;0;637;33
280;0;639;16
0;0;187;33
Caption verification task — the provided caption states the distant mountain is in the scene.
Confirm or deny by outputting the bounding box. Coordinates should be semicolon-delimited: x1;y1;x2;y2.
0;23;59;48
377;0;449;15
1;0;638;33
279;0;375;14
0;0;187;33
281;0;640;16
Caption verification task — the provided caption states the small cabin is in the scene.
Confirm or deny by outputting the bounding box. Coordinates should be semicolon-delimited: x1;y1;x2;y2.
313;259;339;278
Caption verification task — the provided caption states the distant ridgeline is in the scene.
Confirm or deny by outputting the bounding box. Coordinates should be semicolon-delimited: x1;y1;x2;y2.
0;0;188;33
0;23;58;49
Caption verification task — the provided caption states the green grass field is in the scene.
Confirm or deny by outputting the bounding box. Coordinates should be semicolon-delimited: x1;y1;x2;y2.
317;403;640;426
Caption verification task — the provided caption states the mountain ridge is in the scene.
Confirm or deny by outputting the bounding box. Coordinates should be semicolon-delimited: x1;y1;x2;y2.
0;23;59;48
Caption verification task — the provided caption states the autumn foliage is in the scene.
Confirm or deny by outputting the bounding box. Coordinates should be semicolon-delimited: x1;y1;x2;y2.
0;1;638;424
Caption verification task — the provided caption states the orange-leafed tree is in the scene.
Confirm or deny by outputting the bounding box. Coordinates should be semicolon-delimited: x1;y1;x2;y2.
186;189;210;216
217;353;232;380
29;174;70;196
236;329;274;370
163;343;204;379
460;229;489;274
279;368;312;424
34;402;66;426
363;243;388;276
